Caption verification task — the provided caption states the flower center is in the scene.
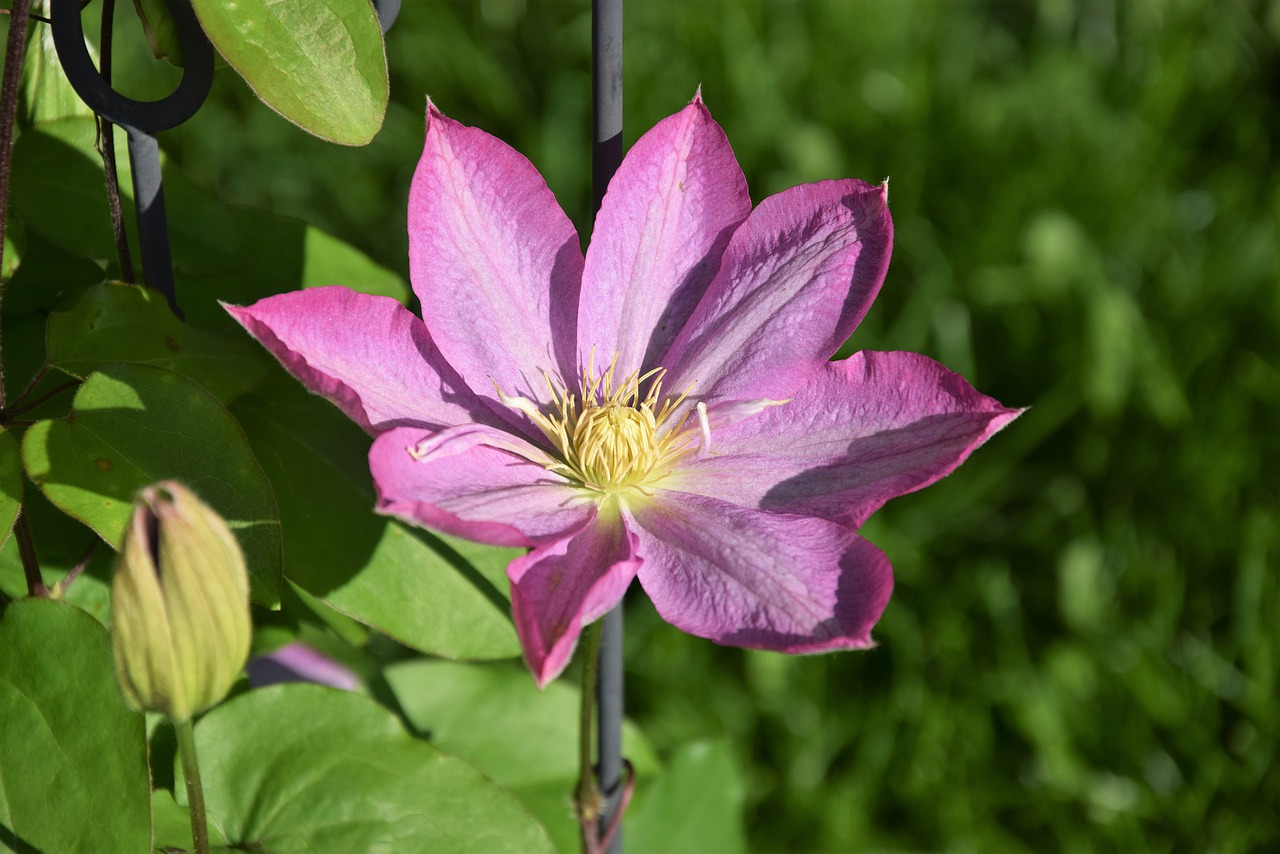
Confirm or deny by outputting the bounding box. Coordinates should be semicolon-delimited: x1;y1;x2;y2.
498;357;699;495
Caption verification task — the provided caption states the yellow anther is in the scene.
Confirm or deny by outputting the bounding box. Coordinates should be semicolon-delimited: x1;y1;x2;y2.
497;355;698;495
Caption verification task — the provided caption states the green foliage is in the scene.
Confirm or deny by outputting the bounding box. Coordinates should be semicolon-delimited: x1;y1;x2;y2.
178;683;555;852
386;659;750;853
0;429;19;545
48;282;269;402
190;0;388;145
231;375;522;659
2;0;1275;851
22;364;284;605
0;599;151;852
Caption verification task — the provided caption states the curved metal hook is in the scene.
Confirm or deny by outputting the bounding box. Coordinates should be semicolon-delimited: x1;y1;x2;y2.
50;0;213;133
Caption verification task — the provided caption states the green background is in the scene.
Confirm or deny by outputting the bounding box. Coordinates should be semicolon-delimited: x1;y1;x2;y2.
22;0;1280;850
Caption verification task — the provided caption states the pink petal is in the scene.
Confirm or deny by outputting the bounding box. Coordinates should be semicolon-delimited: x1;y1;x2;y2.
225;287;486;433
369;424;595;548
629;493;892;652
662;179;893;402
668;351;1023;527
578;96;750;378
408;105;584;407
247;642;361;692
510;504;641;687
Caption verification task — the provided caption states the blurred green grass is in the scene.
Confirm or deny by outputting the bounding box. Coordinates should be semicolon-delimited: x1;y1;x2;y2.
152;0;1280;850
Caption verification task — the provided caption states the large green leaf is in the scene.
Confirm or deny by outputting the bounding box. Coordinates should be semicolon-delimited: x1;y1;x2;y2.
10;119;124;260
47;282;269;402
627;740;748;854
384;659;661;852
0;428;20;547
190;0;388;145
230;373;520;659
0;599;150;852
188;683;553;852
21;363;282;605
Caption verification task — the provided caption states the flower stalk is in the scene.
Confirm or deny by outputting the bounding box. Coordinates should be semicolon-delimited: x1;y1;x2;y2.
174;717;211;854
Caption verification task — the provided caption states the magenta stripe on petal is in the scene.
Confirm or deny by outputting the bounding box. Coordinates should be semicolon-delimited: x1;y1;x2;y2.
663;179;893;403
630;492;892;653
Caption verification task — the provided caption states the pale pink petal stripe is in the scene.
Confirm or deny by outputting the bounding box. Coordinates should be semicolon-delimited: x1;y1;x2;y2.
663;179;893;402
369;424;595;548
225;287;486;433
578;96;750;378
630;493;892;652
409;105;584;407
510;505;641;687
668;351;1022;527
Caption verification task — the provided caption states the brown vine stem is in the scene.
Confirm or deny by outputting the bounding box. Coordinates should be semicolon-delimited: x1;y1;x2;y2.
97;0;134;281
0;0;33;412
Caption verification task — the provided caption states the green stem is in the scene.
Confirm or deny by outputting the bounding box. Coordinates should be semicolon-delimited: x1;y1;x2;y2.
574;620;605;854
175;717;211;854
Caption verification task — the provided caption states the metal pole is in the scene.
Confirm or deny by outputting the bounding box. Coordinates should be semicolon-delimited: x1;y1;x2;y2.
592;1;624;851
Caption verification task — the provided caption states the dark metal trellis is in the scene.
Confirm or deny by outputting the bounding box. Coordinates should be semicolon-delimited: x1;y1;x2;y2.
49;0;214;319
592;0;626;851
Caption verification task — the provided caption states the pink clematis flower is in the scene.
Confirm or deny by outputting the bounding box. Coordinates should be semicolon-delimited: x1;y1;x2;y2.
227;96;1020;687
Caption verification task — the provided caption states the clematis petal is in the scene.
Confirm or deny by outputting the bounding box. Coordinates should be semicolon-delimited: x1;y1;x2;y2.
226;287;488;433
669;351;1023;527
629;493;892;653
510;503;641;688
370;424;596;548
578;95;751;378
409;105;585;407
663;179;893;402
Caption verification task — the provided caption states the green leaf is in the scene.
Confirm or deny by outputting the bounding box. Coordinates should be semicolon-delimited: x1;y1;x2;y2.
130;0;185;65
190;0;389;145
230;373;520;658
384;659;661;852
10;119;123;260
192;683;554;852
2;213;22;282
47;282;269;402
628;741;748;854
19;27;96;125
21;363;283;605
0;429;20;547
1;230;105;318
0;598;151;852
303;226;408;301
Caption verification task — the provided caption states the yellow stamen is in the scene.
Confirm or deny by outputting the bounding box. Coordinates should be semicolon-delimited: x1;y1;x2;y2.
498;356;698;495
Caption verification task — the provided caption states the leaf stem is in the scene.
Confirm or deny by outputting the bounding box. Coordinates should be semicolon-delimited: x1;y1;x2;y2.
575;619;605;854
175;716;211;854
14;510;44;596
0;0;33;411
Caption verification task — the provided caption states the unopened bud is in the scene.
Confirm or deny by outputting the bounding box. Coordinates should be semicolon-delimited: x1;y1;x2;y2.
110;481;251;721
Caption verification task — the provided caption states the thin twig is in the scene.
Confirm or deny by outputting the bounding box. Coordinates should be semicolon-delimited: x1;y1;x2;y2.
53;539;99;597
0;0;33;411
6;378;77;417
14;510;45;597
575;620;605;854
96;0;135;281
